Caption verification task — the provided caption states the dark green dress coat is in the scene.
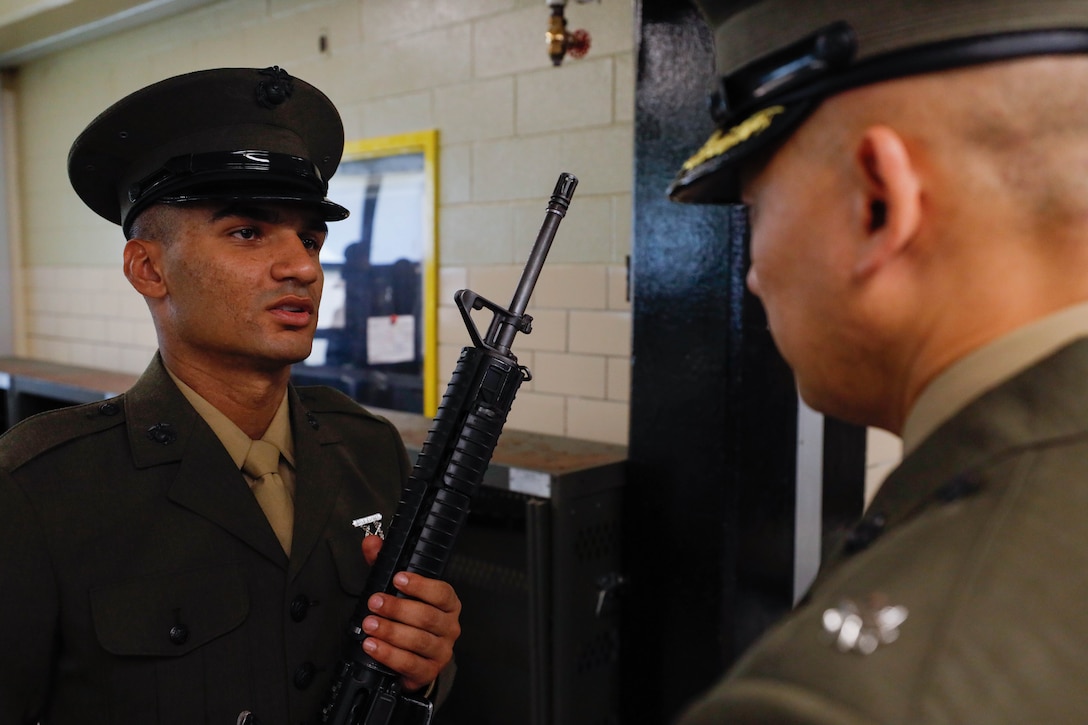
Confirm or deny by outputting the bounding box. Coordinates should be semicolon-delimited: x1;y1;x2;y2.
0;355;411;724
677;338;1088;724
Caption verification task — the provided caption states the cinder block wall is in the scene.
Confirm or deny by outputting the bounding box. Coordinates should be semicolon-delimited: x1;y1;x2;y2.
13;0;634;445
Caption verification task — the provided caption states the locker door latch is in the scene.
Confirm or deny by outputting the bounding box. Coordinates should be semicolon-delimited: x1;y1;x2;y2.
595;572;625;617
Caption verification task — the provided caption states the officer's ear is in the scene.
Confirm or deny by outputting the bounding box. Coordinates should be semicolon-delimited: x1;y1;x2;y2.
851;124;922;279
123;237;167;299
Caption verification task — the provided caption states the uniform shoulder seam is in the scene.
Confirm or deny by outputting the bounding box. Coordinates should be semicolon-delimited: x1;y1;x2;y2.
0;397;126;472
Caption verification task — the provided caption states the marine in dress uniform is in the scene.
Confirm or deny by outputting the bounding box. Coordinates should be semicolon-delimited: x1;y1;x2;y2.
669;2;1088;723
0;67;456;724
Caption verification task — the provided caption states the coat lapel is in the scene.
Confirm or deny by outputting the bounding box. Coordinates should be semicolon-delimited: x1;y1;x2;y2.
287;388;346;581
125;355;289;567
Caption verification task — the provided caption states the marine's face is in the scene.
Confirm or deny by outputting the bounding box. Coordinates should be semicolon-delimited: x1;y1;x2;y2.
155;201;328;373
741;130;859;414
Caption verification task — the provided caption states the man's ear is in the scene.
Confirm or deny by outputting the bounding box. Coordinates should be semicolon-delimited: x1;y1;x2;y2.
123;238;166;298
852;125;922;279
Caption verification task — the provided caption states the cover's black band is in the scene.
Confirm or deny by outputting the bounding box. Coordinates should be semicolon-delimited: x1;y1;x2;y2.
120;149;343;237
127;150;326;205
712;28;1088;128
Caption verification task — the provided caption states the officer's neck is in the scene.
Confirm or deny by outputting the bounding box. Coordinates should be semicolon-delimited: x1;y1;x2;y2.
162;352;290;439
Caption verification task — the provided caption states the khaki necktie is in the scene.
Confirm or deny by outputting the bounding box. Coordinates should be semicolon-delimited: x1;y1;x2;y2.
243;439;293;556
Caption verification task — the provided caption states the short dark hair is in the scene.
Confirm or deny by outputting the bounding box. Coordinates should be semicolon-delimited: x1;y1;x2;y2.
126;204;179;245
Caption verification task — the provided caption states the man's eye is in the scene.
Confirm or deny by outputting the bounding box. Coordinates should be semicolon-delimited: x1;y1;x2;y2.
233;227;258;240
301;236;323;251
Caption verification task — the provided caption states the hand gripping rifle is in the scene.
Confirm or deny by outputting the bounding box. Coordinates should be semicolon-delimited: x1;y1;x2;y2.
317;172;578;725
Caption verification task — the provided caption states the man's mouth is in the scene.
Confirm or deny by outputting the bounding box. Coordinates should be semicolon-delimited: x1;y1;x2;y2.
269;296;315;326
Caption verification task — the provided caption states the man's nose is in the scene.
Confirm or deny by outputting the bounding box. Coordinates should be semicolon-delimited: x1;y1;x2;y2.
746;263;761;298
272;234;320;283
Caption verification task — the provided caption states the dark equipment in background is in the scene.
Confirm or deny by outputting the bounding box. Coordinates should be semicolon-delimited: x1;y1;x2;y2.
432;448;624;725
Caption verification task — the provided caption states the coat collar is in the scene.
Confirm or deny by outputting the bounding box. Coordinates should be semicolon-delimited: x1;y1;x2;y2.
869;336;1088;532
812;337;1088;587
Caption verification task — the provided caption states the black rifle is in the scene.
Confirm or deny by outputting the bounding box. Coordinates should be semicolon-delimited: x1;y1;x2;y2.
316;172;578;725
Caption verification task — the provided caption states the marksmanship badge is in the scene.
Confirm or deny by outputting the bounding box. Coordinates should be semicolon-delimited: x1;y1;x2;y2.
351;513;384;539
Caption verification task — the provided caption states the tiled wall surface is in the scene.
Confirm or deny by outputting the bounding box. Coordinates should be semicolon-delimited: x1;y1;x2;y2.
14;0;634;446
438;262;630;442
24;266;156;374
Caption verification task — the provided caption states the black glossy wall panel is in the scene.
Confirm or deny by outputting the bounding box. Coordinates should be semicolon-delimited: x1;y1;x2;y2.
624;2;864;721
